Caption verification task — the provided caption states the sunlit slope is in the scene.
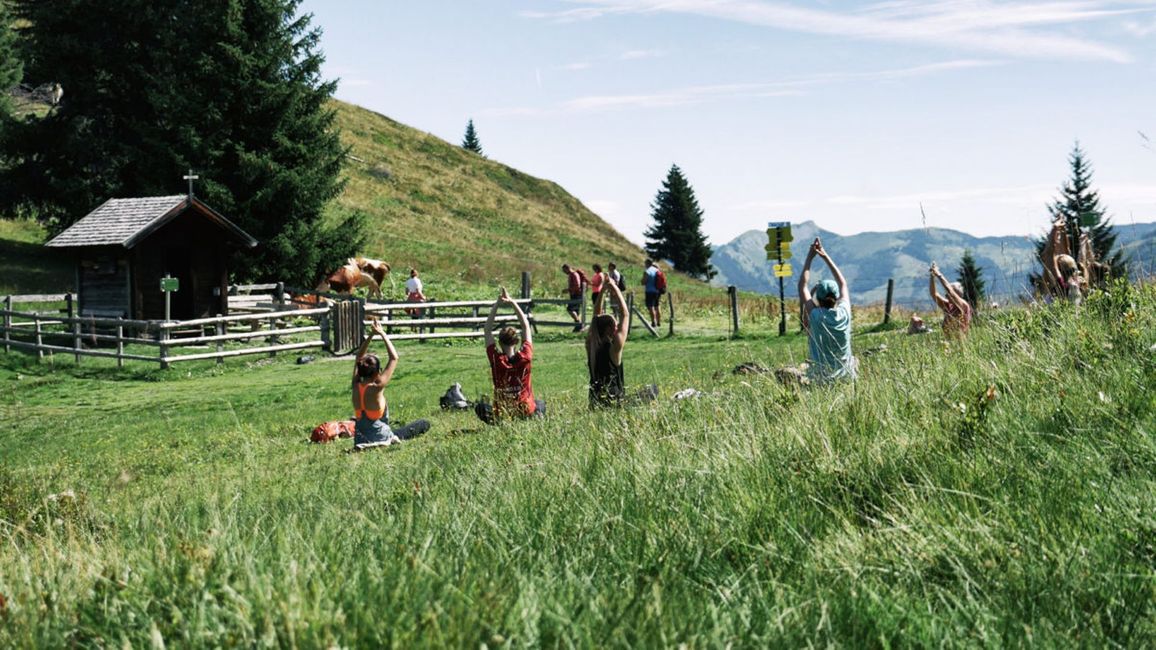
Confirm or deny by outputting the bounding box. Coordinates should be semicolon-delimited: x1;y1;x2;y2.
330;101;644;286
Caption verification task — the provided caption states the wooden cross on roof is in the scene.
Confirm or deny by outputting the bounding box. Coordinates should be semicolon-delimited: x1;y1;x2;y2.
183;169;200;198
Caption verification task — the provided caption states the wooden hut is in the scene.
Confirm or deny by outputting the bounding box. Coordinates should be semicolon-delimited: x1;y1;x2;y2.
46;195;257;320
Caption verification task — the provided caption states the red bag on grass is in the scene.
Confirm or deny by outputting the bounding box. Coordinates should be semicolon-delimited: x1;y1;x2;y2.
310;420;356;443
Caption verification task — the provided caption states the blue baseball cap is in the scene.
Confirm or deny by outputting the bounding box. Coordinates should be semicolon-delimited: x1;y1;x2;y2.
814;280;839;301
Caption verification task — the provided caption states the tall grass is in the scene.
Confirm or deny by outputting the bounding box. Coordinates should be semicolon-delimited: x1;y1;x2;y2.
1;283;1153;646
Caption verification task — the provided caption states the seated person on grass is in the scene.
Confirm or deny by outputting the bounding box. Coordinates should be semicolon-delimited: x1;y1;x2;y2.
780;237;857;385
476;287;545;424
351;319;430;450
928;262;972;338
586;280;658;408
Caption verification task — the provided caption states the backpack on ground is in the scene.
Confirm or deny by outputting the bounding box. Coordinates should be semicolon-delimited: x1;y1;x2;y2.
439;383;471;410
655;269;667;294
310;419;356;443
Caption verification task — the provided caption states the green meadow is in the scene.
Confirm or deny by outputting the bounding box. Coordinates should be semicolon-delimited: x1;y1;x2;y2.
1;282;1153;647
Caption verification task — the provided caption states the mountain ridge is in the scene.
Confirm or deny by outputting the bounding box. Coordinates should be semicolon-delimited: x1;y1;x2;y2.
711;220;1156;307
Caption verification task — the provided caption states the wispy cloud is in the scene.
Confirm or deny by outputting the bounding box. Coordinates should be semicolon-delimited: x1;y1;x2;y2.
531;0;1149;63
620;48;665;60
1123;17;1156;36
482;59;1000;116
562;62;593;70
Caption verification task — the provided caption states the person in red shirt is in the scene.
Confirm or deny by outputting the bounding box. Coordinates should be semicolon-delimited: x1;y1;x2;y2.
477;287;545;424
561;264;587;332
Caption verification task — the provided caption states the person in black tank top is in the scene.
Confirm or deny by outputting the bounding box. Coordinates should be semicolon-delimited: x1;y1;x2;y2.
587;281;630;407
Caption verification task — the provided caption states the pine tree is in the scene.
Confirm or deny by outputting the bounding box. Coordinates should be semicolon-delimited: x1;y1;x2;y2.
643;164;715;279
1031;142;1126;289
955;249;985;309
2;0;362;284
461;119;482;155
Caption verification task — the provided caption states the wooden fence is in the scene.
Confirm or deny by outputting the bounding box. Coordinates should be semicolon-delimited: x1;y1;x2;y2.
1;273;680;368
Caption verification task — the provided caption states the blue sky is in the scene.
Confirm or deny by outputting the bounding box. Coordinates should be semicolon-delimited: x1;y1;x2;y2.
300;0;1156;246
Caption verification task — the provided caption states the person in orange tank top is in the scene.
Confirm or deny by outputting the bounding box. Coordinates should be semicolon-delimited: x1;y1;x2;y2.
351;319;429;449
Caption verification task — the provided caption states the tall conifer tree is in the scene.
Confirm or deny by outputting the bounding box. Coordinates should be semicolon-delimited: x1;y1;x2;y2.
1032;143;1126;288
461;119;482;155
643;164;715;279
955;249;985;309
2;0;361;284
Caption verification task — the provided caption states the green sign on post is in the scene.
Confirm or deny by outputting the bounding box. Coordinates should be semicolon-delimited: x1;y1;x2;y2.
766;221;793;336
160;276;180;292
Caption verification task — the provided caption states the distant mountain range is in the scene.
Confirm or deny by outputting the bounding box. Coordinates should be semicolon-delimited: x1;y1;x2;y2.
710;220;1156;307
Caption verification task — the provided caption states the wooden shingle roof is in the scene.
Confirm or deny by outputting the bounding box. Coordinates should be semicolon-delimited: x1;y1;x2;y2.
46;195;257;249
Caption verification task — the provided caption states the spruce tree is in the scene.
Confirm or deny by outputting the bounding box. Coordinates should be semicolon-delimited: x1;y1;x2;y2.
1031;142;1126;288
955;249;985;309
643;164;715;279
461;119;482;155
2;0;361;284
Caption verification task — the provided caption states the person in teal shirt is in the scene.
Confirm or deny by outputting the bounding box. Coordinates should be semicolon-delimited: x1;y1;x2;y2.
798;237;857;383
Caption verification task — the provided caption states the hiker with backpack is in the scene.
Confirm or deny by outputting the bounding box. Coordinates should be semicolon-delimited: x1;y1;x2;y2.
641;258;666;328
350;319;430;450
477;287;545;424
586;280;658;408
562;264;588;332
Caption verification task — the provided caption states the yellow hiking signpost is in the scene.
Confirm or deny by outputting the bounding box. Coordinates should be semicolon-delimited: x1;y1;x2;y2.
766;221;792;335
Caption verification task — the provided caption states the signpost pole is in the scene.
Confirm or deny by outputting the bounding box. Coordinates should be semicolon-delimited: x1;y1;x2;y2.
778;276;786;336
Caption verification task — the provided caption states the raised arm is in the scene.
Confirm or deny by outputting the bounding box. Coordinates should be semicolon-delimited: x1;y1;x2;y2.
816;240;848;304
373;319;399;385
798;239;817;311
484;292;500;347
607;281;629;341
929;262;948;310
500;287;532;346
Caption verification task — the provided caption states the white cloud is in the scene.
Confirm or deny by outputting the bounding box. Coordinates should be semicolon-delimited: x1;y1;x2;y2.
534;0;1148;62
562;62;593;70
484;58;998;116
619;48;665;60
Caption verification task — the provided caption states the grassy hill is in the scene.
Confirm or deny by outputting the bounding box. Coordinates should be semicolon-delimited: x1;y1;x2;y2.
329;101;643;295
1;283;1153;646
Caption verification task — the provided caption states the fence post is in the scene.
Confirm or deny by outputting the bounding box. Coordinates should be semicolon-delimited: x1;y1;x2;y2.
3;295;11;354
73;316;81;364
580;286;587;329
116;320;124;368
159;324;170;369
275;282;285;310
65;292;74;320
883;278;895;325
626;292;635;333
216;316;224;364
34;316;44;360
320;306;331;352
428;305;436;336
521;271;531;300
268;314;277;357
387;308;394;335
728;286;739;337
667;292;675;337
